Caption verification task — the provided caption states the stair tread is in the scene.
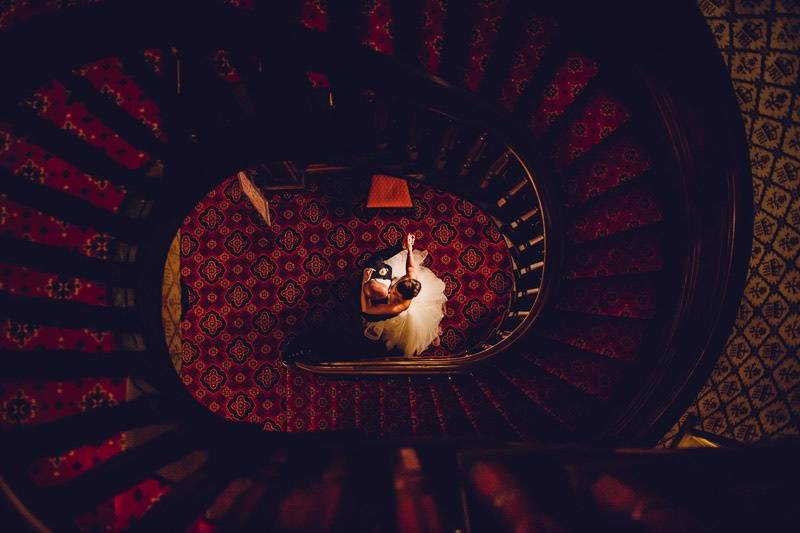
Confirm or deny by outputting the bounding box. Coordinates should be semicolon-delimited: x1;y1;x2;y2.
537;311;645;362
565;229;665;279
554;274;659;319
493;357;605;432
551;90;632;172
562;135;653;208
450;378;517;439
567;182;664;244
496;15;558;111
522;343;627;401
528;53;599;138
428;378;475;437
408;377;443;437
473;367;566;441
379;378;413;437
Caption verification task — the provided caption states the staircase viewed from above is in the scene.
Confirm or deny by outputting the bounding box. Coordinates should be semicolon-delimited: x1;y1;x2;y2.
0;0;753;531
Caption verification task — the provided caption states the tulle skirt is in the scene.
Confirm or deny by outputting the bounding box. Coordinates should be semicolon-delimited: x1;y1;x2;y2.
364;249;447;356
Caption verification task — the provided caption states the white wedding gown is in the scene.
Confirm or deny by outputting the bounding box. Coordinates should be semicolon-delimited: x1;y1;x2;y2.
364;249;448;356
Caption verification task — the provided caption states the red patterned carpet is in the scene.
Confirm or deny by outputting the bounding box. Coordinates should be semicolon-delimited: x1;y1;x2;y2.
179;176;513;426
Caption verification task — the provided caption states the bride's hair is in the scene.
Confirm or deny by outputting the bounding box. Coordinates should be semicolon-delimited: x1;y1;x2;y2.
397;279;422;300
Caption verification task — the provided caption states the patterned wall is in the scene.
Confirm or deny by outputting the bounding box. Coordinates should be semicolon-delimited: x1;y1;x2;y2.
162;232;183;371
661;0;800;446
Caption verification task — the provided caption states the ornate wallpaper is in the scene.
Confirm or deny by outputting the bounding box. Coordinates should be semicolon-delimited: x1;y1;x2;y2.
661;0;800;445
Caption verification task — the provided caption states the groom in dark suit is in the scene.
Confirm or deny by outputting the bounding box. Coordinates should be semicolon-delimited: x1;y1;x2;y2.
361;242;404;303
282;241;405;363
364;242;403;281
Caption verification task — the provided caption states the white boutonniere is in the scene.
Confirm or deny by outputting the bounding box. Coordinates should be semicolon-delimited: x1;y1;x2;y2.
378;267;388;277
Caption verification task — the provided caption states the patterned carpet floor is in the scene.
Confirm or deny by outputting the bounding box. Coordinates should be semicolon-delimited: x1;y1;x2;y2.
178;175;513;425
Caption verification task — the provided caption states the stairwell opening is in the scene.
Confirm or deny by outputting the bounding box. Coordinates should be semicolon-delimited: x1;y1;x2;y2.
162;170;515;427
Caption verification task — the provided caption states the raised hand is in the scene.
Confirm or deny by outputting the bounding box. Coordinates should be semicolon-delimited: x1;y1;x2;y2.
406;233;416;250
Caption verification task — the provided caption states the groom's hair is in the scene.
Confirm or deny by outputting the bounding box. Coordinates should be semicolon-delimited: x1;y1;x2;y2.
397;279;422;300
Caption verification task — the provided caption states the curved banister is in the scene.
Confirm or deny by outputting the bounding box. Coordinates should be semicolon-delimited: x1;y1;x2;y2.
295;141;554;374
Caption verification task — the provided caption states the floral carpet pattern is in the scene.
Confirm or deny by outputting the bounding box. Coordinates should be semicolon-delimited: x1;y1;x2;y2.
179;176;512;427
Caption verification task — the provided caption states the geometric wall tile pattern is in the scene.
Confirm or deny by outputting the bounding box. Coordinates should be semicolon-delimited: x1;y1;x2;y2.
162;232;183;372
661;0;800;446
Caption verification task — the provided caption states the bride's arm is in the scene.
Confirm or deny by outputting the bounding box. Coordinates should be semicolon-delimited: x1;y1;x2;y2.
363;300;411;316
405;234;417;280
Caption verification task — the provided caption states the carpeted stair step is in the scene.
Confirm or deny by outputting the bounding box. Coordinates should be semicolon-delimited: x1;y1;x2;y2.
359;0;395;56
3;105;153;194
472;367;566;441
561;135;653;208
473;2;543;99
355;379;382;435
492;356;605;433
285;369;339;432
330;379;357;432
566;181;664;244
0;170;141;243
427;378;476;437
302;375;339;432
0;127;128;212
418;0;447;73
1;394;167;474
554;275;658;319
123;470;218;533
20;80;155;172
449;377;517;439
408;377;443;437
117;49;189;136
77;56;166;142
379;378;413;437
564;228;665;279
25;431;127;495
527;53;599;138
495;15;558;111
536;311;644;362
521;344;626;401
0;261;111;307
0;237;137;287
550;91;632;172
432;0;475;83
459;0;508;92
0;319;118;351
62;71;164;160
299;0;329;32
28;433;180;530
70;476;172;532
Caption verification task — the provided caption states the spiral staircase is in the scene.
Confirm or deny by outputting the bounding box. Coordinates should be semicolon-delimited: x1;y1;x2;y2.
0;0;752;530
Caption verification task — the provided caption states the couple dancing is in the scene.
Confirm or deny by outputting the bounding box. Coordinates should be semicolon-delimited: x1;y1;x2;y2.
361;233;448;356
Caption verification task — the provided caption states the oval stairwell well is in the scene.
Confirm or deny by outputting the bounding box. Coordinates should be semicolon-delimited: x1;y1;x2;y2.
0;1;752;531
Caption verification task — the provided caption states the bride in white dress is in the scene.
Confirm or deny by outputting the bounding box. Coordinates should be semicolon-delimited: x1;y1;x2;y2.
360;234;448;356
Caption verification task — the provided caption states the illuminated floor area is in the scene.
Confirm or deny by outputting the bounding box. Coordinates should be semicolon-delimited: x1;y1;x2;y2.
173;175;513;427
